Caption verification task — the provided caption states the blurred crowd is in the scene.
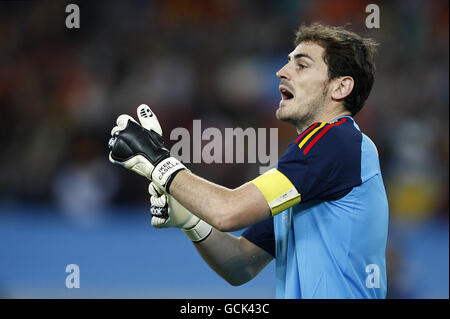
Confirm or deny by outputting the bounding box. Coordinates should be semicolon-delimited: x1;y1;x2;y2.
0;0;448;296
1;0;447;217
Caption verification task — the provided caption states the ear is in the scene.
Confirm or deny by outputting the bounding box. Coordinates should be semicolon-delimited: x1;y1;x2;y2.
331;76;354;101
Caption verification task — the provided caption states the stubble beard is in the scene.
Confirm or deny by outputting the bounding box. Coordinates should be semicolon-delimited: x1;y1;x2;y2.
277;81;330;133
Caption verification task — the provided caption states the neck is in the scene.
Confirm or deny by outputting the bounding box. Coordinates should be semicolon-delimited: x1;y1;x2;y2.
295;109;352;134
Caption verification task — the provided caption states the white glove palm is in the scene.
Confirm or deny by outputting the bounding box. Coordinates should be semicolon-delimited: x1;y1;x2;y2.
149;183;199;229
148;183;212;242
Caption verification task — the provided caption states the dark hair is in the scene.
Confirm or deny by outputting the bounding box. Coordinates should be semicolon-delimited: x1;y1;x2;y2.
295;23;378;116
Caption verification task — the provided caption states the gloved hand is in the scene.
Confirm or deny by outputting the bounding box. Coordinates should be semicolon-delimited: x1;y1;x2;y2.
108;104;186;192
149;182;212;242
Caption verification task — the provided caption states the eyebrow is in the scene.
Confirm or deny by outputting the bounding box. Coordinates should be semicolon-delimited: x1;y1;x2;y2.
288;53;315;62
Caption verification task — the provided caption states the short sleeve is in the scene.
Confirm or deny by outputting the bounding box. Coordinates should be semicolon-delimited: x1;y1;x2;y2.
242;218;275;258
277;118;362;203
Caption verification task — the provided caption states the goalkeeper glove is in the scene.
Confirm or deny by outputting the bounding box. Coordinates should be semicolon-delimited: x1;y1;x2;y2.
108;104;186;192
149;182;212;242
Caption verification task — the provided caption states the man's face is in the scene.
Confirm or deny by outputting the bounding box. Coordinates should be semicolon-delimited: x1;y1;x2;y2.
276;42;331;128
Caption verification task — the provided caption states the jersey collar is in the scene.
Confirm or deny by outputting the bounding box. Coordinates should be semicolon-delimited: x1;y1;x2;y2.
330;115;353;123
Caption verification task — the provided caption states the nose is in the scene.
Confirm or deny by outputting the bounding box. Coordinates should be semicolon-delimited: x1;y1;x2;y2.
276;63;290;80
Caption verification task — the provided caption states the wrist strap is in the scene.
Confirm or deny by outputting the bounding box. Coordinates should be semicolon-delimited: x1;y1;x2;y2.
182;220;212;242
152;157;186;191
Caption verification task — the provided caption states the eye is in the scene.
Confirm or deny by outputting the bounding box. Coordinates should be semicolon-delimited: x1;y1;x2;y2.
297;64;306;69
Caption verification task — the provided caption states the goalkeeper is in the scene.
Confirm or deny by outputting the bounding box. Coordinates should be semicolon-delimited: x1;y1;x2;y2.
108;23;389;299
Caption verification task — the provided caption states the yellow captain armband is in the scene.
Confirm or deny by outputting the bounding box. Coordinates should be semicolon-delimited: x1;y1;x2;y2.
251;168;301;216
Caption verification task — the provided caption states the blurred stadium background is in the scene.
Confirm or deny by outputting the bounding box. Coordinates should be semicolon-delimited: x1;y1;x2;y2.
0;0;448;298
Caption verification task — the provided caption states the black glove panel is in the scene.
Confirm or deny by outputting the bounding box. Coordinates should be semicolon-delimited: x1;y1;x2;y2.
109;120;170;165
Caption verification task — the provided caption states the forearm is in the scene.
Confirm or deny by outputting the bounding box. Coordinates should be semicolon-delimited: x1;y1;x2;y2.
193;228;273;286
169;170;270;232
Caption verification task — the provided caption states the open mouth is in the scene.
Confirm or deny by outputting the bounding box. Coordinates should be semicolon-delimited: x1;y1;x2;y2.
279;86;294;100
